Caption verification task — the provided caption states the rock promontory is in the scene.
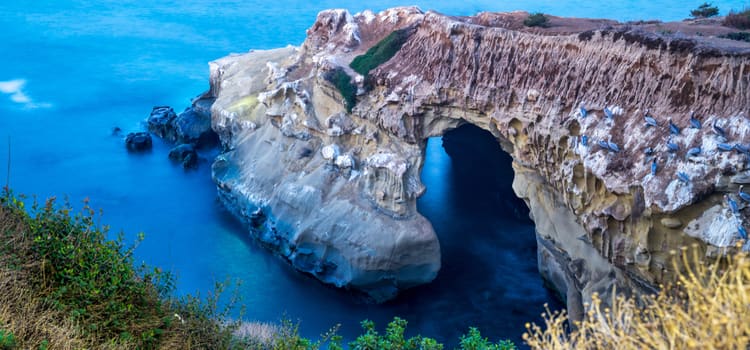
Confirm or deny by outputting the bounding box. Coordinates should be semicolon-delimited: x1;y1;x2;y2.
205;7;750;308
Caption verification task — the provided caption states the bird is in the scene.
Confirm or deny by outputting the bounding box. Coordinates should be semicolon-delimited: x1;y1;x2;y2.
689;111;701;129
581;135;589;147
739;225;748;240
687;147;701;157
739;185;750;202
712;120;726;138
579;104;588;118
717;143;734;152
726;194;740;214
604;106;614;120
651;159;658;175
607;137;620;153
598;140;610;151
735;144;750;155
668;118;680;135
667;137;679;152
644;110;658;127
677;171;690;183
644;147;655;156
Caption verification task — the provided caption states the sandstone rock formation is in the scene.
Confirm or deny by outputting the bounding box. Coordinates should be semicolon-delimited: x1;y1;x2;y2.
205;7;750;309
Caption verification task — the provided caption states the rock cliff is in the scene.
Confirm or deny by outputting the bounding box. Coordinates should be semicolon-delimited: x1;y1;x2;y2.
206;7;750;310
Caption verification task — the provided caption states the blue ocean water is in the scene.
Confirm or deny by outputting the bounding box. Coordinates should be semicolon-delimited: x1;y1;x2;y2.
1;0;747;347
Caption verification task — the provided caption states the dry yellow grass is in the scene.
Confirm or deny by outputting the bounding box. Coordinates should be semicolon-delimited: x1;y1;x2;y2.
524;244;750;350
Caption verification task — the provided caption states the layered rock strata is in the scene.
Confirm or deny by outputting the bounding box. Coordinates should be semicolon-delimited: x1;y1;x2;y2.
206;7;750;308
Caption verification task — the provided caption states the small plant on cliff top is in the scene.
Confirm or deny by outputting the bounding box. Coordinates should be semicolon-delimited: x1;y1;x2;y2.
523;13;549;28
690;2;719;18
524;244;750;349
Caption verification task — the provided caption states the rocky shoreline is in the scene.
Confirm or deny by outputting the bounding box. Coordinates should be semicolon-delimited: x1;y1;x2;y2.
198;7;748;310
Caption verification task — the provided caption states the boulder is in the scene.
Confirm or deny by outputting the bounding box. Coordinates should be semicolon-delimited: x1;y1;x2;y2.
146;105;217;148
173;107;217;148
168;144;198;169
125;132;152;152
146;106;177;139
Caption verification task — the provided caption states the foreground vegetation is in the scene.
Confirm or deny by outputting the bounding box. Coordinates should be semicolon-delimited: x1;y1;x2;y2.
0;191;515;349
524;245;750;349
3;187;749;349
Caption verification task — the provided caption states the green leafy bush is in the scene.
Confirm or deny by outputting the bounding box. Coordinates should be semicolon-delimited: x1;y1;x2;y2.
719;31;750;42
350;29;411;76
324;68;358;113
0;329;16;349
723;8;750;29
523;13;549;28
690;2;719;18
0;192;242;348
459;328;516;350
349;318;515;350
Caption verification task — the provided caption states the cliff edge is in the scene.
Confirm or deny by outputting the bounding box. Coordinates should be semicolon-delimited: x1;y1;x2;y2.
206;7;750;309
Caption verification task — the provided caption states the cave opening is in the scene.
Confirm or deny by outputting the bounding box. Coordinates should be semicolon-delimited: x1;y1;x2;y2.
407;123;563;344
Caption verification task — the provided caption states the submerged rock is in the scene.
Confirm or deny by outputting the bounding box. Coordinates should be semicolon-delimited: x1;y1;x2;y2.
204;7;750;305
168;144;198;169
125;132;152;152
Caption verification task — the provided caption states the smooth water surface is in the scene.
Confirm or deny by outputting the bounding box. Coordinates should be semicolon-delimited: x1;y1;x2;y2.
1;0;747;346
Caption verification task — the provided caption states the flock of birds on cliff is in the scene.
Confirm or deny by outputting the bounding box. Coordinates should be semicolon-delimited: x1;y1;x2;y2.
577;103;749;244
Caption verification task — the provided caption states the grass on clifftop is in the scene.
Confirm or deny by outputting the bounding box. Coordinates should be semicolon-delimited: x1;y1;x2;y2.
724;8;750;29
349;29;411;76
524;244;750;349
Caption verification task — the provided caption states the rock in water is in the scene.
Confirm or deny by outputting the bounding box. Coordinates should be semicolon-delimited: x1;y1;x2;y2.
172;106;217;148
168;144;198;169
147;98;218;148
125;132;152;152
204;7;750;306
147;106;177;139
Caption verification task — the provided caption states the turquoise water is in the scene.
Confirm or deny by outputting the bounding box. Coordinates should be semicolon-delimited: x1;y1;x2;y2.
1;0;748;346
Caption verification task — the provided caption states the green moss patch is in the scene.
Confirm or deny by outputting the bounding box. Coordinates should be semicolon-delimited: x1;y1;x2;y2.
350;28;412;76
324;68;358;113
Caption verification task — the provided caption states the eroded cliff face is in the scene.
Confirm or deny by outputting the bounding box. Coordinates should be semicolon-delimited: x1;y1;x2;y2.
206;7;750;308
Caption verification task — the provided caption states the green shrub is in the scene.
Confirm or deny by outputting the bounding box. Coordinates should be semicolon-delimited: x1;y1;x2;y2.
0;191;242;348
723;8;750;29
523;13;549;28
0;329;16;349
459;328;516;350
350;318;443;350
719;31;750;42
324;68;358;113
690;2;719;18
349;318;515;350
350;29;411;76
